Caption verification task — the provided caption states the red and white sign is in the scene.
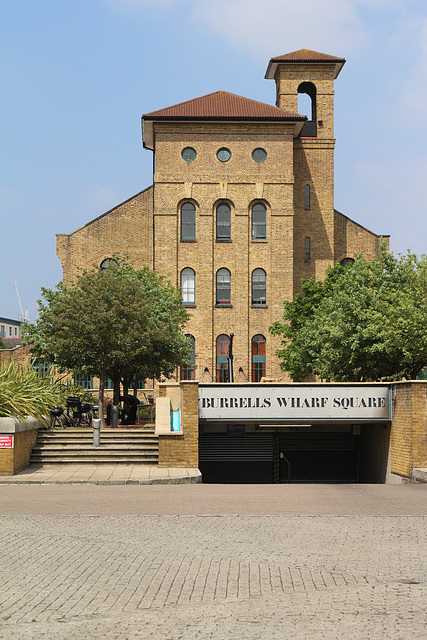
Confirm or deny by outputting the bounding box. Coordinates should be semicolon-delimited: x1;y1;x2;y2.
0;435;14;448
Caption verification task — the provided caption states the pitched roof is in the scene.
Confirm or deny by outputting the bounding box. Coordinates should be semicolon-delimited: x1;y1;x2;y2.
143;90;305;120
265;48;346;79
142;90;306;149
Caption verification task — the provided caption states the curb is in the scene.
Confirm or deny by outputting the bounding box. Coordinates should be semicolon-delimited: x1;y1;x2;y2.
0;471;202;486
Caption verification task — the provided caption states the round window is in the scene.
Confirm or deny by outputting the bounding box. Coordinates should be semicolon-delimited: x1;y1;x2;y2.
181;147;197;162
217;147;231;162
252;148;267;163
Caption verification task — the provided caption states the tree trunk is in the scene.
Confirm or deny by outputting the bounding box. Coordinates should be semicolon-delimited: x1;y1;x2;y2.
98;368;106;428
123;378;129;399
113;378;121;405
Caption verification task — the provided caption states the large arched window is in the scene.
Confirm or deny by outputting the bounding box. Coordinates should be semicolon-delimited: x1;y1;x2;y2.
304;237;311;263
180;335;196;380
304;184;311;210
180;268;195;305
216;268;231;305
216;202;231;241
180;202;196;241
252;203;267;240
252;269;266;305
252;335;266;382
216;334;230;382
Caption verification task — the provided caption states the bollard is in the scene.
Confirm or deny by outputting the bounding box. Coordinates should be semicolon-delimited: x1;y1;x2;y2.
111;405;119;429
92;418;101;448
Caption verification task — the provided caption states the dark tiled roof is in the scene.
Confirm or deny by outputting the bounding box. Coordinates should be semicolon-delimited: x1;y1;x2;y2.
265;49;346;80
143;91;305;120
269;48;345;63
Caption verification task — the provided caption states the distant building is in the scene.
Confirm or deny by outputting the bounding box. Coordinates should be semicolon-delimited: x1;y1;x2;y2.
0;317;22;348
57;49;389;383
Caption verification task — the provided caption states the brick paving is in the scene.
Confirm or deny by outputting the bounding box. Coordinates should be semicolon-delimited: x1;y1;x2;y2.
0;485;426;639
0;463;201;484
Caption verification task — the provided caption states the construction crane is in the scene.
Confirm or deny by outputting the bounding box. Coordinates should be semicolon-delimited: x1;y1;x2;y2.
13;279;30;323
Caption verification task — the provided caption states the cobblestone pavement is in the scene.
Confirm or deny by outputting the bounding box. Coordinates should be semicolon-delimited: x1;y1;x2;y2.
1;487;427;639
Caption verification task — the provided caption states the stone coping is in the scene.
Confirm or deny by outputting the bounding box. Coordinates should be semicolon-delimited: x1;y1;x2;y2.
412;468;427;483
0;416;44;434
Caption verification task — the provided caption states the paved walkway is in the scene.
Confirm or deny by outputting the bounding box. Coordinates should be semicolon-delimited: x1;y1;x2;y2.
0;463;201;484
1;485;426;639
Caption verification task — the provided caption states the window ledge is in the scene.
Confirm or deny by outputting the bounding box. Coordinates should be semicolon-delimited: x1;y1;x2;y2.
251;304;268;308
182;303;196;308
252;238;268;243
181;239;197;243
215;303;233;308
216;239;232;243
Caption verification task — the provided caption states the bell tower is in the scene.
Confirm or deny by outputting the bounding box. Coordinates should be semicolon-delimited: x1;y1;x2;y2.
265;49;346;287
265;48;345;139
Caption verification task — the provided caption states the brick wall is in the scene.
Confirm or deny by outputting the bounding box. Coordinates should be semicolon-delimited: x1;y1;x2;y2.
56;187;154;286
390;381;427;478
334;209;390;263
0;425;40;476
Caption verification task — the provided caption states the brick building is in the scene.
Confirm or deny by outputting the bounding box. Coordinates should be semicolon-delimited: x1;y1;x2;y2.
57;49;388;385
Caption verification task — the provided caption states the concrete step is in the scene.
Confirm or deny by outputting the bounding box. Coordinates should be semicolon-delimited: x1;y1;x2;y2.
31;429;159;465
37;434;158;446
30;456;159;464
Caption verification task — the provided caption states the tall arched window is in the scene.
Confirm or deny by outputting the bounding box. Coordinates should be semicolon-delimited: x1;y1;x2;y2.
252;269;266;305
216;268;231;305
216;202;231;241
180;268;195;304
304;184;311;210
180;335;196;380
180;202;196;241
252;203;267;240
304;237;311;263
252;335;266;382
216;334;230;382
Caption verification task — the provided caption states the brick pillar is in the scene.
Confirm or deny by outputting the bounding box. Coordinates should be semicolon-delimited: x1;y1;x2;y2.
158;381;199;468
390;381;427;479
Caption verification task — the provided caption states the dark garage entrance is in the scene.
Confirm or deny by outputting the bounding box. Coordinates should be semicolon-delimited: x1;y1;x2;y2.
199;427;361;484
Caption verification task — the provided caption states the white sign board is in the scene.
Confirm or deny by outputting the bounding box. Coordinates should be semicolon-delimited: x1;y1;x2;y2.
198;385;391;422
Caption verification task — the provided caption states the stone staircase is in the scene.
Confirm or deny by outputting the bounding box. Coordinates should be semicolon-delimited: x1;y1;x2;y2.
30;428;159;465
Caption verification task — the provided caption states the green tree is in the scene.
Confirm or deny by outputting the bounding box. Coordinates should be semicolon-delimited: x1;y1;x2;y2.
23;260;192;425
270;249;427;382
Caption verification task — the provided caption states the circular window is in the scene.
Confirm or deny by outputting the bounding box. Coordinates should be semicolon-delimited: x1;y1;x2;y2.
100;258;118;270
181;147;196;162
340;258;355;267
217;147;231;162
252;148;267;163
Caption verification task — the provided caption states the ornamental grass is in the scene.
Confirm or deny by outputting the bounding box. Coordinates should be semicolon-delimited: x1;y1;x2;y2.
0;361;63;423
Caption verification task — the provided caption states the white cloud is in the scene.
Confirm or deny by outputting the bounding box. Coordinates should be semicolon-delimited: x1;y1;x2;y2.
190;0;368;56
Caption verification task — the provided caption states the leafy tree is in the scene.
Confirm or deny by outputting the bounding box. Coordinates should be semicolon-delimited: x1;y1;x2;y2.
23;260;192;425
270;249;427;382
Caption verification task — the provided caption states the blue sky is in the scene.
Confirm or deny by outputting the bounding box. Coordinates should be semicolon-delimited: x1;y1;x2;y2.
2;0;427;320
